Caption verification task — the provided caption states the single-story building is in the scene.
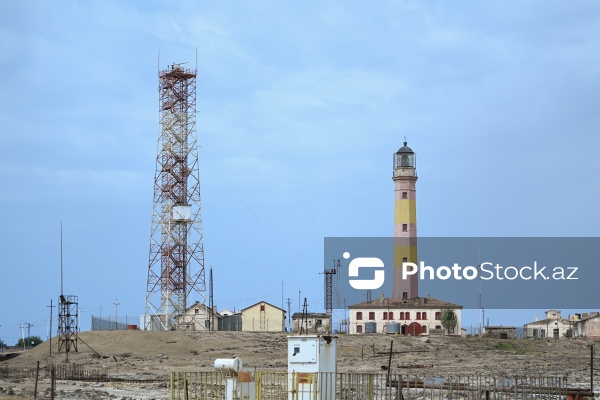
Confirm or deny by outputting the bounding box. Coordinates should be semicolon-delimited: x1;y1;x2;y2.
178;301;220;331
241;301;286;332
523;310;571;339
484;326;517;339
572;312;600;339
291;312;331;334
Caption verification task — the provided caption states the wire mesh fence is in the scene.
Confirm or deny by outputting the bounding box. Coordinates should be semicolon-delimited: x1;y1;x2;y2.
170;371;586;400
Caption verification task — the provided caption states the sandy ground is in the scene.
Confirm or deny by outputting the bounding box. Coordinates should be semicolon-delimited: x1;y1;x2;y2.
0;330;598;399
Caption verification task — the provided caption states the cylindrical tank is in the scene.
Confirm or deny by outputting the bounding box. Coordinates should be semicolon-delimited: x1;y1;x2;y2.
214;357;242;372
365;322;377;333
386;322;401;334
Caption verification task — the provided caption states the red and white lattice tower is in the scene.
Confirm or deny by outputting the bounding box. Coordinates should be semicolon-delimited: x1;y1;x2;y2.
144;63;205;331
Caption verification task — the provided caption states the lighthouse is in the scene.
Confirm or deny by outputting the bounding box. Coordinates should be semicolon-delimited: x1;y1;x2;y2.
392;141;418;300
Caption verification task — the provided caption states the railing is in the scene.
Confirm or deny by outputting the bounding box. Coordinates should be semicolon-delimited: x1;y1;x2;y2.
170;371;585;400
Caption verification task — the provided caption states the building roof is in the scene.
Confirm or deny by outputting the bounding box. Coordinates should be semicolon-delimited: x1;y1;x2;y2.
396;141;414;154
240;301;286;313
524;318;570;326
348;296;462;310
572;313;600;324
485;326;517;330
218;308;239;316
291;312;330;319
185;301;219;314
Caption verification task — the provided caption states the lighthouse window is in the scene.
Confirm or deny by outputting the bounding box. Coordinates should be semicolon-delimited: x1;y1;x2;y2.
402;192;408;199
402;224;408;231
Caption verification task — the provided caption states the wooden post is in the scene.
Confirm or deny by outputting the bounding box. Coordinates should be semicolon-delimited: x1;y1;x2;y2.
387;340;394;377
50;367;55;400
184;373;189;400
34;360;39;399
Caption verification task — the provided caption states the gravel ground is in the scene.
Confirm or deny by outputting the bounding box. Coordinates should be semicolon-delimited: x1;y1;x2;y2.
0;330;598;399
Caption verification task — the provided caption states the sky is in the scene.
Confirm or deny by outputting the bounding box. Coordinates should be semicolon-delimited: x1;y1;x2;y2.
1;1;599;345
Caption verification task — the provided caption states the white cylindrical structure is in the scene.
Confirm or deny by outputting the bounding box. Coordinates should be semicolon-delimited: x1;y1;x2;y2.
214;357;242;372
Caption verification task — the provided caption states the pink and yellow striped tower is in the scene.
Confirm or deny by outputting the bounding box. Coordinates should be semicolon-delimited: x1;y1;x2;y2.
392;142;419;300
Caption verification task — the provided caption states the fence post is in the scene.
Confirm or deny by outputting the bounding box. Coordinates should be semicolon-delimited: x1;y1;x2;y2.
34;360;39;399
50;367;55;400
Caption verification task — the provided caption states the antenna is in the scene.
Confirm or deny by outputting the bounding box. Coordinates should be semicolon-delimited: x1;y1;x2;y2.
477;228;483;337
60;222;63;296
301;298;309;334
209;266;214;331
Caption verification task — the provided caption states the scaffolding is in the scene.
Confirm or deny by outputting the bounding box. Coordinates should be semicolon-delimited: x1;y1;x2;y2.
144;62;206;331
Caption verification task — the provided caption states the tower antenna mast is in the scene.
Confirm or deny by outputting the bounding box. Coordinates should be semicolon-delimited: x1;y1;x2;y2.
144;60;206;331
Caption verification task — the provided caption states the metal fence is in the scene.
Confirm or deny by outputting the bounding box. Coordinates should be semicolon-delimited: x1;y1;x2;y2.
170;371;590;400
91;315;138;330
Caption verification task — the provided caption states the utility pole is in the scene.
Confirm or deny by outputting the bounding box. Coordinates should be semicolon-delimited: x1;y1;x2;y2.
26;323;33;349
589;344;595;393
287;298;293;329
114;299;120;330
47;300;54;357
20;322;25;350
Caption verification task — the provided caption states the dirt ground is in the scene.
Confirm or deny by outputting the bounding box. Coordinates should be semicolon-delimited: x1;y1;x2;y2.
0;330;598;399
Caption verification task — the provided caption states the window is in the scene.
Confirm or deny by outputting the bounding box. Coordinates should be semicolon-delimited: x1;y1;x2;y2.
422;312;427;320
260;304;265;311
195;309;200;314
356;312;363;320
383;312;388;320
435;325;442;330
405;312;410;320
357;325;363;334
400;312;405;320
416;312;421;320
403;257;408;263
422;326;427;333
435;312;441;320
368;312;375;320
389;312;394;320
402;224;408;231
402;292;408;300
402;192;408;199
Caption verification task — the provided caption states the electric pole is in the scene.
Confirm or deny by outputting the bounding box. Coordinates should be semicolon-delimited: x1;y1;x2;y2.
286;298;292;332
48;300;54;356
27;323;33;349
114;299;120;330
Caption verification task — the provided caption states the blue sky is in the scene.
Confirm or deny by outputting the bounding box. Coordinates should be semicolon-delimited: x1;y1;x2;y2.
1;1;599;345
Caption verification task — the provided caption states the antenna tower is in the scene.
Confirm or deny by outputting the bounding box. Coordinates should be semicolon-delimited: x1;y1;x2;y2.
57;223;78;354
144;62;206;331
322;259;339;315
